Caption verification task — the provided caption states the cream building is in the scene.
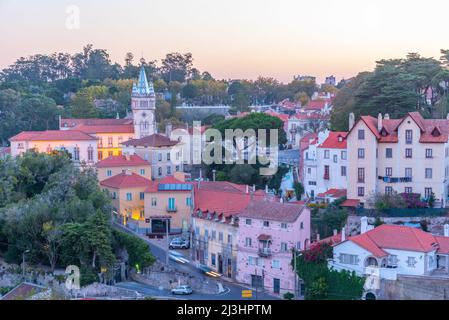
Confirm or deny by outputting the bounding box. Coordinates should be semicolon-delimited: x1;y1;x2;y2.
346;112;449;208
96;154;151;182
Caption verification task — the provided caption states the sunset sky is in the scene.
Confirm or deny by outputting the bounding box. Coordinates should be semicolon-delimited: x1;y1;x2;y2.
1;0;448;83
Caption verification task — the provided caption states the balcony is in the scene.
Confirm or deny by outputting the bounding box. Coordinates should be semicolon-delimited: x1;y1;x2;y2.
258;247;272;257
378;176;412;183
166;206;177;212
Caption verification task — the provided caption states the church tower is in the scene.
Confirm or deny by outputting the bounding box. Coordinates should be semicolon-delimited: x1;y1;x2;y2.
131;66;156;138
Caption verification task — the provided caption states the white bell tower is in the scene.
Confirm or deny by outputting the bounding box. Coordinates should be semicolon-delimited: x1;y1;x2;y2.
131;66;156;138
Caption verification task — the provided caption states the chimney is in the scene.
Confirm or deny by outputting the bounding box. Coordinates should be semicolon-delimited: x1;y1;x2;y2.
377;113;383;132
253;184;256;192
360;216;369;234
212;170;216;182
444;224;449;237
246;185;249;194
58;115;62;129
165;122;173;137
265;185;269;194
348;112;355;131
316;234;320;241
341;226;346;242
447;113;449;120
384;113;390;120
116;112;120;119
333;229;338;236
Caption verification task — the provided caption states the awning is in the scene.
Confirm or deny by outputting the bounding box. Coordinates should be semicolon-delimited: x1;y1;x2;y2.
258;234;272;241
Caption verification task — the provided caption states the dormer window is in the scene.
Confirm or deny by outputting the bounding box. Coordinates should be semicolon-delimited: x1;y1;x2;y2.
431;127;441;137
380;127;388;137
338;135;343;142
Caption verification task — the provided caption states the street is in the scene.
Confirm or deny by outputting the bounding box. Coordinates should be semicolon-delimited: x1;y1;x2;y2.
113;223;280;300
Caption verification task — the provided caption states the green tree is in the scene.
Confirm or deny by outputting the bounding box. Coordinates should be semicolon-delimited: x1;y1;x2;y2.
70;89;99;118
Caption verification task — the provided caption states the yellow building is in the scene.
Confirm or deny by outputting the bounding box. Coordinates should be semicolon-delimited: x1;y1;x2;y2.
100;170;151;228
96;153;152;182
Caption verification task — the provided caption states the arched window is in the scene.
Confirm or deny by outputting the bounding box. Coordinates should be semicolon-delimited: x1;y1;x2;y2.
73;145;80;161
87;145;94;162
46;145;52;153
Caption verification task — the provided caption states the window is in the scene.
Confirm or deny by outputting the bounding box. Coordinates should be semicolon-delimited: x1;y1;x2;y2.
425;188;433;199
245;237;252;247
385;186;393;195
405;148;412;158
73;146;80;161
425;168;432;179
118;137;123;145
281;223;287;229
324;165;330;180
140;169;145;175
151;197;157;206
211;230;216;241
17;143;24;149
167;152;171;161
111;192;117;199
385;167;392;177
98;151;103;161
281;242;288;252
300;222;304;229
425;148;433;158
108;151;113;157
168;197;176;210
358;129;365;140
167;166;171;175
324;150;330;159
385;148;392;158
176;165;180;172
358;148;365;159
205;229;209;239
405;130;413;144
158;153;162;161
341;166;347;176
126;193;132;201
88;146;94;161
405;187;413;194
140;210;144;219
108;137;113;147
139;192;145;200
263;221;270;227
405;167;412;178
407;257;417;268
272;260;280;269
333;154;338;163
107;170;112;177
248;256;255;266
341;151;347;160
158;167;162;176
227;234;232;244
245;219;252;225
219;232;223;242
388;255;398;266
211;254;216;266
358;187;365;197
339;253;358;265
186;197;192;207
358;168;365;183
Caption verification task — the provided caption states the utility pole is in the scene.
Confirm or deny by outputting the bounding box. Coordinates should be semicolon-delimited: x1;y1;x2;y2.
165;218;169;266
22;249;30;281
293;248;297;299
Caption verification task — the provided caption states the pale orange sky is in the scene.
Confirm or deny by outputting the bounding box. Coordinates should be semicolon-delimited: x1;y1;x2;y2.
0;0;448;83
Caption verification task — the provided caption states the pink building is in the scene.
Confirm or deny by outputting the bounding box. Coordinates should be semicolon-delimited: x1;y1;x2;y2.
236;201;310;296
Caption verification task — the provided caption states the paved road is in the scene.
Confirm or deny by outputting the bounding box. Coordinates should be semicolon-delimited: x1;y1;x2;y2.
113;223;280;300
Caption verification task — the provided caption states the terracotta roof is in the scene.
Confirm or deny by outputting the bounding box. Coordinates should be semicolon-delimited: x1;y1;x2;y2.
60;118;132;128
74;124;134;134
340;199;360;207
290;112;329;121
265;111;289;122
96;154;150;168
122;134;179;147
317;188;347;198
347;224;442;258
317;233;342;246
9;130;97;142
435;236;449;254
318;132;347;149
100;172;151;189
350;112;449;144
304;99;331;110
239;201;306;223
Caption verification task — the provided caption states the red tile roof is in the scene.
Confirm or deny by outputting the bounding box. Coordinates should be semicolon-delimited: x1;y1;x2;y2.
318;131;347;149
317;188;347;198
9;130;97;142
100;172;151;189
96;154;150;168
346;224;442;258
74;124;134;134
122;134;179;147
304;99;331;110
60;118;132;128
265;111;289;122
239;201;307;223
290;112;329;121
351;112;449;144
316;233;342;246
340;199;360;207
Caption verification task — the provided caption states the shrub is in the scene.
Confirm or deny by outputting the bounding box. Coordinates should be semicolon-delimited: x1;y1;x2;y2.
283;292;294;300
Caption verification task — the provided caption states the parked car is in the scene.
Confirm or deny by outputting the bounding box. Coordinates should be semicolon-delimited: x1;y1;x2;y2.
169;238;190;249
168;250;189;264
171;285;193;295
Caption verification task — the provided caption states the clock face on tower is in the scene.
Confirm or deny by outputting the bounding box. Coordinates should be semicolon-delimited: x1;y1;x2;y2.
142;112;147;118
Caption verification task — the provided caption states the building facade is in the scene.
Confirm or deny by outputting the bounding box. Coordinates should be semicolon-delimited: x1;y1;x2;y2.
96;154;152;182
236;201;310;296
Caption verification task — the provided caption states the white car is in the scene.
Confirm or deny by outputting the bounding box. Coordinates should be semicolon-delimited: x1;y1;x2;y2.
171;285;193;295
168;250;189;264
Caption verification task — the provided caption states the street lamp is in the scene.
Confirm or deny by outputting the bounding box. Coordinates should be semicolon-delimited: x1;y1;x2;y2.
22;249;30;281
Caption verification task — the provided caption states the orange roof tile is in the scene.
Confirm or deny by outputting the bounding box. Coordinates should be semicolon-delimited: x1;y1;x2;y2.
100;172;151;189
318;132;347;149
9;130;97;142
96;155;150;168
122;134;179;147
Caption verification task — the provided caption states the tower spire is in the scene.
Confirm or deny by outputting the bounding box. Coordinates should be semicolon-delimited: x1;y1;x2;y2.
136;65;151;96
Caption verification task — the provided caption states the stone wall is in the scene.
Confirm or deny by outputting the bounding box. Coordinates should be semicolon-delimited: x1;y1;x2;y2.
376;276;449;300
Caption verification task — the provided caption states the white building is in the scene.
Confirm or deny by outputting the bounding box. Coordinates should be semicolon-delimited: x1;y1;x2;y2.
303;130;348;199
287;113;329;148
329;219;449;283
9;130;98;165
345;112;449;208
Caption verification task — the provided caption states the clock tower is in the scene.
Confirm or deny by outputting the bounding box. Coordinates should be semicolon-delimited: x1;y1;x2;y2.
131;66;156;138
